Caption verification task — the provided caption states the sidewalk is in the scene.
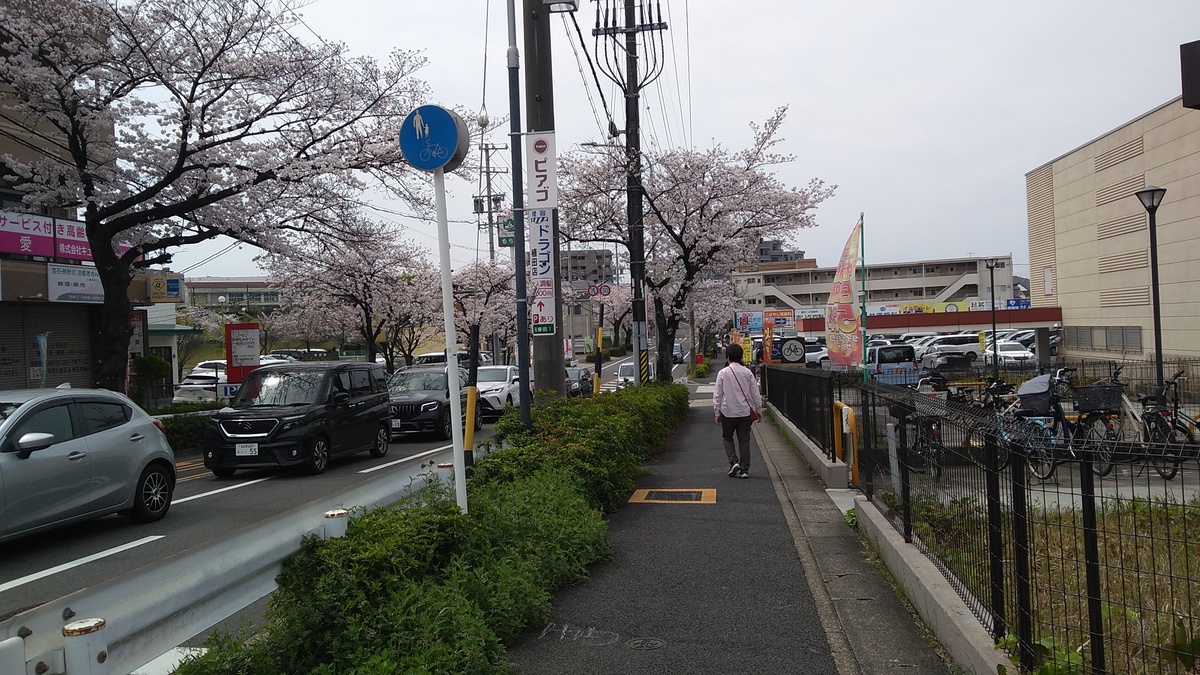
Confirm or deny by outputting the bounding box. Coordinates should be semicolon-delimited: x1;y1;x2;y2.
506;378;960;674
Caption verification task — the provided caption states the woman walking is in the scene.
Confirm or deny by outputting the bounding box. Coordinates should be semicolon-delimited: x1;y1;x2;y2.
713;343;763;479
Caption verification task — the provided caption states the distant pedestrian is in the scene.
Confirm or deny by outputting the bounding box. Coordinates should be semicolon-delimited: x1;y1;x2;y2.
713;343;763;479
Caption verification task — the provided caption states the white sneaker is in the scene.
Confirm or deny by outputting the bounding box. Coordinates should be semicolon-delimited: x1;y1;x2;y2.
727;462;740;477
738;469;749;479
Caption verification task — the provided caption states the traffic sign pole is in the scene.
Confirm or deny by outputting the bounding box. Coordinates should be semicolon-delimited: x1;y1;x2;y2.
434;168;468;514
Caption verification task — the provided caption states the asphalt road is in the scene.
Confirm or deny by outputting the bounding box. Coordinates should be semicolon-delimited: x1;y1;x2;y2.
0;351;694;623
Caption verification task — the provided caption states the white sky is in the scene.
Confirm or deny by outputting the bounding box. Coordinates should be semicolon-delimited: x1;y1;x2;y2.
168;0;1200;283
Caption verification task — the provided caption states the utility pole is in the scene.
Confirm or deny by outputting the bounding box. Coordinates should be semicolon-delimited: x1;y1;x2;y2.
474;143;508;262
595;0;667;385
524;0;567;397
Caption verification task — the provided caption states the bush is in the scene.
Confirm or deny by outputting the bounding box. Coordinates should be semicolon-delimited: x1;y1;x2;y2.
159;412;214;452
177;385;684;674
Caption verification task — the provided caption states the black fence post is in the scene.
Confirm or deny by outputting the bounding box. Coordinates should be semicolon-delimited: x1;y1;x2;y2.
1078;448;1106;673
863;384;874;499
985;431;1006;641
1011;448;1035;672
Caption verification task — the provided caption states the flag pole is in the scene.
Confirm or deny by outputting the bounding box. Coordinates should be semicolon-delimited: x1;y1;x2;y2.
859;213;867;384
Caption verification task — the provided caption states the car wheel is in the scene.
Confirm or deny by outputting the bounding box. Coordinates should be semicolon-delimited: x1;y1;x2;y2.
966;351;977;362
440;411;454;440
131;463;172;523
370;425;390;458
306;435;331;475
474;403;484;430
211;466;236;479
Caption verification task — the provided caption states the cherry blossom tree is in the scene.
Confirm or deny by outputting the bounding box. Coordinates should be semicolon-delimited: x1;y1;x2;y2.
558;107;835;380
377;262;442;370
453;259;516;377
174;304;234;379
690;279;741;358
598;282;633;349
0;0;431;390
263;220;432;365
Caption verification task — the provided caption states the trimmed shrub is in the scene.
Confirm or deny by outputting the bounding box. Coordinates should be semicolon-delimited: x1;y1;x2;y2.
159;413;213;452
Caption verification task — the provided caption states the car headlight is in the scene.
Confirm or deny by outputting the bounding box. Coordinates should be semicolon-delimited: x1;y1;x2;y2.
420;401;441;413
279;414;308;432
481;387;503;394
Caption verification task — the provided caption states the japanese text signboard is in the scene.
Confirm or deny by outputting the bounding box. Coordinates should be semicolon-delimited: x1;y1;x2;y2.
0;210;54;257
529;208;556;335
224;322;261;384
525;132;558;209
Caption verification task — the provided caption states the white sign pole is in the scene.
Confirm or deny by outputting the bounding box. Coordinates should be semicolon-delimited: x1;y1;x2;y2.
434;168;467;513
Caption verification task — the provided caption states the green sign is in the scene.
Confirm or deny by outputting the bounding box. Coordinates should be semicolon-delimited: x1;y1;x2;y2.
499;234;515;247
532;324;556;335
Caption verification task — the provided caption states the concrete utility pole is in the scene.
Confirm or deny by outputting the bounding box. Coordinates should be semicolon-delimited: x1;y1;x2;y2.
506;0;532;425
474;143;508;262
523;0;567;397
594;0;667;385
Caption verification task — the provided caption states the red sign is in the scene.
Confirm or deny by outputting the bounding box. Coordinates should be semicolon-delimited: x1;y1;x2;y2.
0;211;54;257
223;322;262;384
695;353;704;365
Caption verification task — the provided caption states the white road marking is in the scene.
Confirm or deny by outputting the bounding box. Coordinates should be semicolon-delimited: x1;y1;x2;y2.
696;385;715;394
359;445;450;474
173;476;276;504
0;536;163;593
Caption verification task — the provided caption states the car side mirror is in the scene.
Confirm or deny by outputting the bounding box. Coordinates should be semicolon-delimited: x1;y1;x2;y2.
14;431;55;458
332;391;350;405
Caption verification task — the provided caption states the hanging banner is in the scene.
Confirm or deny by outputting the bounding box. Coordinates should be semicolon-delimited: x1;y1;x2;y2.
529;208;556;335
733;311;763;334
825;221;863;366
525;132;558;209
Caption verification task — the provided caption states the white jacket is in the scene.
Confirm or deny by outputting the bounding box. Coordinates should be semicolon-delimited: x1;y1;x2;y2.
713;362;763;419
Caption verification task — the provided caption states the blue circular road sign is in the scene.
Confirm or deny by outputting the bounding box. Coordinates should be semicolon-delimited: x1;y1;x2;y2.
399;105;470;172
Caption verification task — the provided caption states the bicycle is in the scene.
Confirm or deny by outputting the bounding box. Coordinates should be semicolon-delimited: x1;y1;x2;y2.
1072;364;1134;477
1014;368;1089;480
969;376;1020;470
892;379;947;481
1137;369;1195;480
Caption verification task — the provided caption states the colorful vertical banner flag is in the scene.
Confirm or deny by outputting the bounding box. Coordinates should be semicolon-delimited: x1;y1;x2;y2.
825;219;864;366
36;332;49;387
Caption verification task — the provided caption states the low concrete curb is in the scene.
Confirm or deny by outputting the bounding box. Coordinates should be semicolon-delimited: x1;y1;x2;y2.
766;402;850;488
854;494;1012;675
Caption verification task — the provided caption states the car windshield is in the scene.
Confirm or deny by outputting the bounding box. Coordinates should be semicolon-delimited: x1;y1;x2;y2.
618;363;635;378
477;369;509;383
389;371;447;392
566;368;585;378
232;370;326;407
998;343;1024;352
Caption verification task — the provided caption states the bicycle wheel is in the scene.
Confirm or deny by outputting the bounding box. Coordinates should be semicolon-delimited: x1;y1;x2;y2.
1147;416;1180;480
1025;423;1057;480
930;443;945;482
1083;413;1115;477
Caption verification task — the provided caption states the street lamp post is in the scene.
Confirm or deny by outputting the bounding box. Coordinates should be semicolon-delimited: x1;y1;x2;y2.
1135;185;1168;397
985;260;999;381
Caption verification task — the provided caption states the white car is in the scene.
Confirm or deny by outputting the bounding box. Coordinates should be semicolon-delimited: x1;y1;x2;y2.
983;340;1035;366
803;343;829;367
476;365;520;419
172;359;228;403
615;360;656;388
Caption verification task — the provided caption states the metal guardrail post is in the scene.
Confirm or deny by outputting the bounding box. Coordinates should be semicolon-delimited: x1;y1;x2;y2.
63;617;107;675
1078;446;1106;672
984;432;1006;641
1010;447;1034;672
832;401;859;487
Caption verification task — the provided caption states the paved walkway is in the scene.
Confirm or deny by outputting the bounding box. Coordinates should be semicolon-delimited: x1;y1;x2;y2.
507;375;957;674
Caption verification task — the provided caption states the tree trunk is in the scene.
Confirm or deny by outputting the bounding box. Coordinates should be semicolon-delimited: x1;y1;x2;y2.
93;253;135;391
651;296;680;382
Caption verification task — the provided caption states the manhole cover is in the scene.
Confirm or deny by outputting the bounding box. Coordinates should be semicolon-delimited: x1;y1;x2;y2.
627;637;666;650
645;490;701;501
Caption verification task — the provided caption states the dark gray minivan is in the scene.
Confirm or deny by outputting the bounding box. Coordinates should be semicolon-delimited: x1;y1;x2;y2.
204;362;391;477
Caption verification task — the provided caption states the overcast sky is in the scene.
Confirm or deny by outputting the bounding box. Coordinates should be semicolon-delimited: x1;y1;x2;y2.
169;0;1200;282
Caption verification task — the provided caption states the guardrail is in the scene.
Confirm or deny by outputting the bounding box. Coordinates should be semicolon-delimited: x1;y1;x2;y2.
0;447;454;675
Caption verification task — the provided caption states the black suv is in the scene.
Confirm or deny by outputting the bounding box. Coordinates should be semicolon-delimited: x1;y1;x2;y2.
203;362;391;477
387;366;482;440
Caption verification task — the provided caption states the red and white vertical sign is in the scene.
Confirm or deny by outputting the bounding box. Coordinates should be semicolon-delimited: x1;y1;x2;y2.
525;132;557;209
224;322;261;384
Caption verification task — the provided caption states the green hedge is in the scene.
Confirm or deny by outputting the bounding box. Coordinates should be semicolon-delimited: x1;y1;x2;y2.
159;413;214;452
177;383;689;674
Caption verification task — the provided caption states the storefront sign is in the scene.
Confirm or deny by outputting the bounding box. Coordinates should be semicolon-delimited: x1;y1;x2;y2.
47;264;104;303
0;210;54;257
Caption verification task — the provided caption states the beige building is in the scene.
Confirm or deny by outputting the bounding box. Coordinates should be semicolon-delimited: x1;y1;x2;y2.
1026;97;1200;359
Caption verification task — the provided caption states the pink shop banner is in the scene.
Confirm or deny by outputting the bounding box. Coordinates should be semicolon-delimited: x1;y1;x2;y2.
0;210;55;257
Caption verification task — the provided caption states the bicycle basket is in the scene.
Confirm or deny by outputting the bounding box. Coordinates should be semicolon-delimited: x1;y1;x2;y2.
1074;384;1123;413
1016;374;1053;416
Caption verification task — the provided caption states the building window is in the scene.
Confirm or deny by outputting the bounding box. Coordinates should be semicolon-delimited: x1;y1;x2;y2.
1064;327;1092;350
1106;326;1142;353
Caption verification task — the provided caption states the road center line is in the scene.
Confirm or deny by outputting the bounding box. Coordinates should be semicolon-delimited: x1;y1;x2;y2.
359;445;450;474
173;476;276;504
0;536;163;594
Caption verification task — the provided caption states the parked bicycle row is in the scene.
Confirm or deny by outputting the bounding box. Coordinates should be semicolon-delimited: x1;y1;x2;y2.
883;365;1200;482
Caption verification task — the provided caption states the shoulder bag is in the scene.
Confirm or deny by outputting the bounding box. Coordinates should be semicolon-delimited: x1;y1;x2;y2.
732;365;762;422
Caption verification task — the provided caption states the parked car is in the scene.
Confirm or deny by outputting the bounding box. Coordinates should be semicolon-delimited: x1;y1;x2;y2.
172;359;228;403
566;366;592;397
387;365;482;440
412;350;492;368
804;344;829;368
672;343;686;364
914;334;984;361
203;361;391;477
616;361;656;387
983;340;1036;367
0;387;176;543
476;365;521;418
865;344;920;386
919;349;973;374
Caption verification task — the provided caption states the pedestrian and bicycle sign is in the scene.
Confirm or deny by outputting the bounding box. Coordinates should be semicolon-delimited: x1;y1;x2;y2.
398;106;469;173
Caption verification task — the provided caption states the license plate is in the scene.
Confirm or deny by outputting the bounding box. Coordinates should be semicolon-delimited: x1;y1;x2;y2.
235;443;258;457
890;368;905;374
391;419;403;428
